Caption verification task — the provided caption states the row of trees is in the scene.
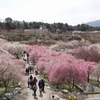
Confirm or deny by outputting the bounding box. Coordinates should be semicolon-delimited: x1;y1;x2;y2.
25;45;96;88
0;17;100;32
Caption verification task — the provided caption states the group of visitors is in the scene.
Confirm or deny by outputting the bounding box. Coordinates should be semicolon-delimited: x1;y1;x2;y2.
23;51;33;75
23;51;46;98
25;63;32;75
27;75;45;98
23;51;59;100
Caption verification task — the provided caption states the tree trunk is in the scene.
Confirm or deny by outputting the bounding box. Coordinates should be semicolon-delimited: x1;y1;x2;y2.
87;72;90;83
3;81;8;92
72;79;75;88
68;81;71;92
97;76;100;82
56;84;59;89
12;81;16;88
43;73;45;78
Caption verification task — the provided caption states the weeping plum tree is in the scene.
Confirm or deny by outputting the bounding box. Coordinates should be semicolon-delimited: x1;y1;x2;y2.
25;45;47;61
75;44;100;62
0;54;23;92
45;58;95;89
26;45;96;88
2;42;26;59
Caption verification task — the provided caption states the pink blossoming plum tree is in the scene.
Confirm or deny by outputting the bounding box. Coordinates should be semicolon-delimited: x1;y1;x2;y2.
0;54;25;91
2;42;26;59
25;45;47;61
75;44;100;62
26;45;96;89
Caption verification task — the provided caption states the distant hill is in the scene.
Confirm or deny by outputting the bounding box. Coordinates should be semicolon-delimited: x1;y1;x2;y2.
86;20;100;27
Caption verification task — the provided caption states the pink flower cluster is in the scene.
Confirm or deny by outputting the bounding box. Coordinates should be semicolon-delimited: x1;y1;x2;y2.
75;44;100;62
0;53;26;82
25;45;47;61
26;45;96;85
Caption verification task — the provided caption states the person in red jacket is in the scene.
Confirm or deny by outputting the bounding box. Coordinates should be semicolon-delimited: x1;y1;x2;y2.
33;77;37;85
32;77;38;97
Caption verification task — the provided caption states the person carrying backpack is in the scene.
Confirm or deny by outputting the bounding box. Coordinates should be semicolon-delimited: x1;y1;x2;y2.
38;78;45;96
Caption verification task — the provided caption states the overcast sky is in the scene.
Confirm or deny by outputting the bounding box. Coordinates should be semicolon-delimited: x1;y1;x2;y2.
0;0;100;25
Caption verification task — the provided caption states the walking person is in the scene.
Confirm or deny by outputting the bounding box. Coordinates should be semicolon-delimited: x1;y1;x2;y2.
35;69;38;75
31;77;38;99
25;63;29;75
41;79;45;93
38;78;45;96
32;85;38;99
27;53;29;63
30;77;37;89
25;67;29;75
29;75;33;89
28;65;32;74
23;51;29;63
23;51;27;62
27;77;30;88
33;77;37;85
38;79;43;96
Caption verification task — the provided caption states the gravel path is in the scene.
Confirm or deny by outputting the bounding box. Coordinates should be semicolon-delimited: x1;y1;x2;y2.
23;73;52;100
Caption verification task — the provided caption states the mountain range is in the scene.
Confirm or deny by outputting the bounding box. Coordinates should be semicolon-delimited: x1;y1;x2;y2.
86;20;100;27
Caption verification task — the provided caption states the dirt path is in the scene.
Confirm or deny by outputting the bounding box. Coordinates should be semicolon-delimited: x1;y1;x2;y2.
22;73;52;100
20;60;60;100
